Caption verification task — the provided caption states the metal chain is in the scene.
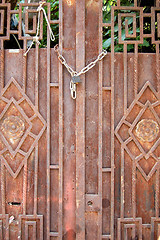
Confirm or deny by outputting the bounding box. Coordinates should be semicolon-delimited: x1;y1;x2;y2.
54;44;107;99
54;44;107;77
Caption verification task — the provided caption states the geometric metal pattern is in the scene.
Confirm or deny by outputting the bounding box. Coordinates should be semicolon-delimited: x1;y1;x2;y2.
18;215;43;240
115;82;160;181
117;218;142;240
0;0;160;239
0;77;46;178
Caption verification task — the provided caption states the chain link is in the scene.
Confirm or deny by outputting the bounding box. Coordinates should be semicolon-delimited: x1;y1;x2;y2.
54;45;107;99
70;81;77;99
54;44;107;77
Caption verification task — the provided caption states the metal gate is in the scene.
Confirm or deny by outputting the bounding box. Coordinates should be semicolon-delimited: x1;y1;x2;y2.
0;0;160;239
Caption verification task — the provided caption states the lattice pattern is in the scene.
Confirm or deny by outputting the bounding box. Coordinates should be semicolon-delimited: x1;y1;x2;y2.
115;82;160;181
0;77;46;178
118;218;142;240
18;215;43;240
0;1;59;50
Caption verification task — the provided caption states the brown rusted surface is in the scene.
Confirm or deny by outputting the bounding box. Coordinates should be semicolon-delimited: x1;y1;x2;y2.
0;0;160;240
114;53;160;240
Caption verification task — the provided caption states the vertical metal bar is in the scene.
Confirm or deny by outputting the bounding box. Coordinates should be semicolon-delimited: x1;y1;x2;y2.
120;147;124;218
33;26;40;217
123;43;127;114
156;0;159;7
98;0;103;239
34;146;38;215
1;163;5;216
134;43;138;97
75;0;85;239
155;169;159;218
156;44;160;93
23;40;27;92
35;43;39;110
63;0;76;239
23;163;27;215
0;40;4;94
132;163;136;219
47;3;51;240
134;0;137;7
156;44;160;218
111;6;115;240
117;0;120;7
59;0;63;239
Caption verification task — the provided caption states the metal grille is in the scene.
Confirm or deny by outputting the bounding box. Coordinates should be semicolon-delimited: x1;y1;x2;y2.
0;0;160;239
0;0;63;239
102;0;160;239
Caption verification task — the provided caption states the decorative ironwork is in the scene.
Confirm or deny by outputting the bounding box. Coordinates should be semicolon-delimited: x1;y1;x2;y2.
0;0;160;239
135;119;159;142
115;81;160;181
1;116;25;143
0;77;46;177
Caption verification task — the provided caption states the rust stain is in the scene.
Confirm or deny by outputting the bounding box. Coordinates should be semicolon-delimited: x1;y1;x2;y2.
86;0;99;10
65;0;75;6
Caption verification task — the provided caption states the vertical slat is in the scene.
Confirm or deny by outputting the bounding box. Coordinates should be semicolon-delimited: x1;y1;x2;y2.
58;0;63;239
33;40;40;218
155;169;159;218
117;0;120;7
156;0;159;7
63;0;76;239
34;146;38;215
156;44;160;93
23;163;27;215
134;0;137;7
33;30;40;217
23;40;27;92
132;164;136;219
134;43;138;97
76;0;85;240
35;43;39;110
111;6;115;240
98;0;103;239
156;44;160;218
1;163;5;216
123;43;127;113
120;147;124;218
0;40;4;94
47;3;51;240
85;0;100;237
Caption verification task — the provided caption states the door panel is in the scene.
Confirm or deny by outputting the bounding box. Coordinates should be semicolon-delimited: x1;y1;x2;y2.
0;49;60;239
0;0;160;239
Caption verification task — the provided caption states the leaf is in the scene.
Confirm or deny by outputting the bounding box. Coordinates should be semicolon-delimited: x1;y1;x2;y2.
103;38;112;48
121;29;126;41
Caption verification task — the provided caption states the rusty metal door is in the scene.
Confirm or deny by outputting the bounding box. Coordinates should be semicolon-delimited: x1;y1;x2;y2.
0;0;160;239
0;1;61;239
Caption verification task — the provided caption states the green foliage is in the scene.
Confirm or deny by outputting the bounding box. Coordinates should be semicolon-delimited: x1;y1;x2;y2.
103;0;155;52
16;0;155;52
16;0;59;48
39;0;59;48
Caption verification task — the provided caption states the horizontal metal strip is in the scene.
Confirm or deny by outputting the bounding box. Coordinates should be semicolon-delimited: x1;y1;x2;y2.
102;87;111;91
49;232;59;237
50;83;59;87
102;235;111;239
50;165;59;170
102;168;111;172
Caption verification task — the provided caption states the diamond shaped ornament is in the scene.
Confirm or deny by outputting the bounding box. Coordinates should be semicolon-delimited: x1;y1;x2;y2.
0;77;46;178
